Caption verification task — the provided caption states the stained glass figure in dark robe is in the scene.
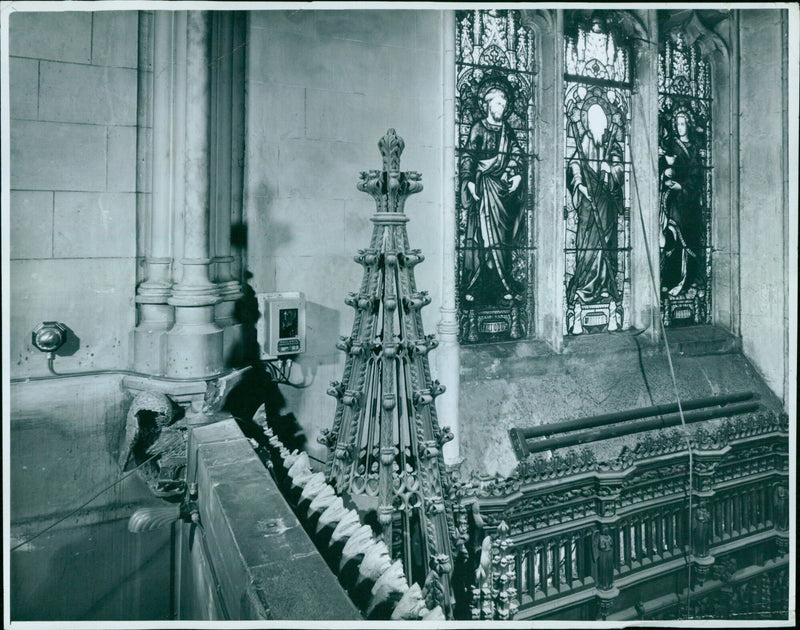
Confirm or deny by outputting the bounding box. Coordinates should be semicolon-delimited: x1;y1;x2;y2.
566;102;624;334
659;110;704;297
459;81;525;306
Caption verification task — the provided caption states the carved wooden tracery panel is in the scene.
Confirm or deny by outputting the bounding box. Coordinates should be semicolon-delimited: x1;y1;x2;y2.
455;9;536;344
658;25;713;327
563;11;633;336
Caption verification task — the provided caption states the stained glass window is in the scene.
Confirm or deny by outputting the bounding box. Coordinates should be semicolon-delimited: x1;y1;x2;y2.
658;29;712;326
563;12;633;336
455;9;536;344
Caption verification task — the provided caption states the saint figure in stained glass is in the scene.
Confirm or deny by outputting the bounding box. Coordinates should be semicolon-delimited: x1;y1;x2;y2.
566;100;625;334
659;109;704;297
563;11;632;336
455;9;535;344
460;77;525;306
658;23;712;326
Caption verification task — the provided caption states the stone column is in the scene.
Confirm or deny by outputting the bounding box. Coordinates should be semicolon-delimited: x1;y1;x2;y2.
532;10;564;351
708;15;737;336
228;15;247;293
628;11;660;340
134;11;174;375
436;10;461;466
166;11;223;378
209;12;245;366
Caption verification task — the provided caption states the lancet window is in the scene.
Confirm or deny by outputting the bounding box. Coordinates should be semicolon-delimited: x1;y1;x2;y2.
658;28;713;326
455;9;536;344
563;11;633;336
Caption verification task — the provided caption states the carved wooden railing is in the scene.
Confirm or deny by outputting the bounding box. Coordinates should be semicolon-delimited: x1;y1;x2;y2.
454;410;789;621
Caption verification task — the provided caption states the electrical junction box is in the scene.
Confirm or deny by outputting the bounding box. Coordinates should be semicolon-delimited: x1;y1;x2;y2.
256;292;306;358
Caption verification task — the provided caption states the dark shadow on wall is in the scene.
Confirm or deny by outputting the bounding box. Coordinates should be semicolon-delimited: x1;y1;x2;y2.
244;180;295;258
55;323;80;357
11;517;171;621
223;269;308;454
304;299;341;359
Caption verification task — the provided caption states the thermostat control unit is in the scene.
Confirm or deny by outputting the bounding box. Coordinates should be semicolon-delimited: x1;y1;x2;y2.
256;292;306;358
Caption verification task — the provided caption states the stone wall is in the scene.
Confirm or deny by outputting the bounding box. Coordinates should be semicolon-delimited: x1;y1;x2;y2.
738;9;792;401
9;11;140;377
7;8;150;525
9;375;171;619
178;420;360;620
10;375;153;525
11;514;171;621
459;330;783;477
243;10;445;460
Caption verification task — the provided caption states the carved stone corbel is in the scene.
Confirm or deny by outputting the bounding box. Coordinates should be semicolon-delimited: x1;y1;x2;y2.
691;445;727;493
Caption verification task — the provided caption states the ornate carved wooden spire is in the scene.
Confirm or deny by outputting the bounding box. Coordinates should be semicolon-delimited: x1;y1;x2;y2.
319;129;457;618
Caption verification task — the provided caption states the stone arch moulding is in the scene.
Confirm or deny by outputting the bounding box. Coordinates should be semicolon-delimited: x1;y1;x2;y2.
661;10;730;63
519;9;554;33
563;9;650;44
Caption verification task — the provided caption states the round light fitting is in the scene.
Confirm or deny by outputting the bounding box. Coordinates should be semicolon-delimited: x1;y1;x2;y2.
32;321;68;353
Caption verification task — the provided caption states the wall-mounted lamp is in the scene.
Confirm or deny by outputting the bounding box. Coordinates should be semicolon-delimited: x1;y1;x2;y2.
31;321;68;354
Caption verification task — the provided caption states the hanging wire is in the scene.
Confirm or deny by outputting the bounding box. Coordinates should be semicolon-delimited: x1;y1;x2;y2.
630;94;695;619
10;450;162;553
260;357;312;389
306;453;326;466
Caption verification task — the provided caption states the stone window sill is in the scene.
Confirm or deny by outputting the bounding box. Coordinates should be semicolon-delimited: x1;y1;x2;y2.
459;325;740;382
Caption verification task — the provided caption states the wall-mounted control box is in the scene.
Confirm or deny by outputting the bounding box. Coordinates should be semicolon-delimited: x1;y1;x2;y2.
256;292;306;358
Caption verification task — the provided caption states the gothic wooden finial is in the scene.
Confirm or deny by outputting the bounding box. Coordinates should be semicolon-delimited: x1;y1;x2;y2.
379;128;405;172
321;131;454;618
358;129;422;213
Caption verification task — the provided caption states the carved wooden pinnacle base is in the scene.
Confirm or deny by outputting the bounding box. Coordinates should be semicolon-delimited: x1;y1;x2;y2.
321;129;456;619
691;554;715;586
596;586;619;620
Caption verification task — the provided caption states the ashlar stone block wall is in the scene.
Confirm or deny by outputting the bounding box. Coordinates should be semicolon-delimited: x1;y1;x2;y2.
8;7;149;544
9;11;140;376
243;10;445;461
738;9;792;400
